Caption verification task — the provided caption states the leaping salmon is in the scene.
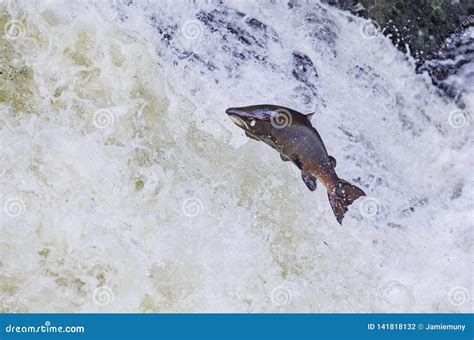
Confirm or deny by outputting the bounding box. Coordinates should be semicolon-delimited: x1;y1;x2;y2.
226;104;365;224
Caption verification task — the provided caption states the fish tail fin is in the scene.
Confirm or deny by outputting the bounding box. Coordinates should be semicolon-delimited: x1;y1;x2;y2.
327;178;366;224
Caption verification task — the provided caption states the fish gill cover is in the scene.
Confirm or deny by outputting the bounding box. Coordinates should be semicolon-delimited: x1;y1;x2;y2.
0;0;472;312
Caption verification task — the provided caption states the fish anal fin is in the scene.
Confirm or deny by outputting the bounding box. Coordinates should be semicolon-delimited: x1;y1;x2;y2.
302;174;318;191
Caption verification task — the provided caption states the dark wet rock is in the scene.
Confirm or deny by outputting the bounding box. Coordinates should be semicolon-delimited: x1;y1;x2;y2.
304;9;338;48
292;51;319;88
245;17;279;42
149;16;177;47
323;0;473;100
139;3;325;104
324;0;473;58
289;51;320;104
189;54;218;71
196;8;278;65
418;30;473;104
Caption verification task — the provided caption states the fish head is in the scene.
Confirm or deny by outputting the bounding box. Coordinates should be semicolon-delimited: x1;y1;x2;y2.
225;105;292;137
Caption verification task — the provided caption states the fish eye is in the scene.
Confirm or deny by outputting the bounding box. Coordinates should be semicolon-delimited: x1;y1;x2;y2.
249;119;256;127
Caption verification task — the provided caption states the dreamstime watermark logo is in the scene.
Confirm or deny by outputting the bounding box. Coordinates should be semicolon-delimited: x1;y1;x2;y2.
365;38;398;68
360;19;380;40
4;197;25;217
448;286;470;307
359;196;380;218
448;109;470;129
271;108;292;129
92;286;115;306
4;319;85;334
181;20;204;40
378;42;398;66
440;15;474;48
93;109;114;129
181;197;203;217
4;20;25;40
286;160;300;177
270;286;292;306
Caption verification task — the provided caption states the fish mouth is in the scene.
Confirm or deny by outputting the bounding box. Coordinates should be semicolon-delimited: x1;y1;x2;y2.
228;114;247;129
226;108;248;129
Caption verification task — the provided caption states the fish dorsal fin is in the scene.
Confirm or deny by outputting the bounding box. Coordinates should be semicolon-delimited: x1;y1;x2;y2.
304;112;314;126
305;112;315;122
302;174;318;191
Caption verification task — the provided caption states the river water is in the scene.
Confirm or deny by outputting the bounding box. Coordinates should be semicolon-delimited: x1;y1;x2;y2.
0;0;472;312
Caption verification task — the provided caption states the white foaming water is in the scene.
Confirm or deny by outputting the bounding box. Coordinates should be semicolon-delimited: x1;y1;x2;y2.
0;0;472;312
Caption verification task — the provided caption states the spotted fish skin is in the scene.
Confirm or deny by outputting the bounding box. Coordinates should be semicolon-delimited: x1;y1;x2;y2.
226;104;365;224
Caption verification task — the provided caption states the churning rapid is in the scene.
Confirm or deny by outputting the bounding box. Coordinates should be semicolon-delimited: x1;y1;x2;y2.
0;1;472;312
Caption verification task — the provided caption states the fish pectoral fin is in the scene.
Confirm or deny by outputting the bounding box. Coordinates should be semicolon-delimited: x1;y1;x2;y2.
329;155;337;168
302;174;318;191
290;154;303;170
280;154;290;161
245;132;260;141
